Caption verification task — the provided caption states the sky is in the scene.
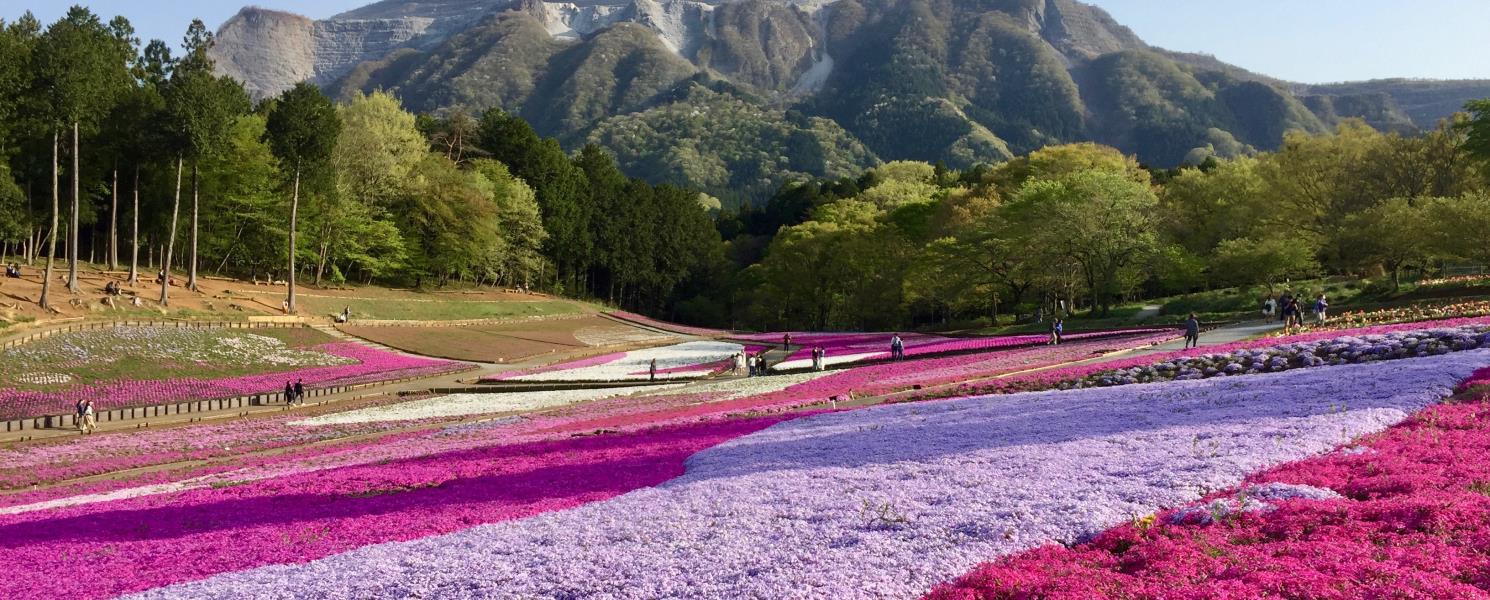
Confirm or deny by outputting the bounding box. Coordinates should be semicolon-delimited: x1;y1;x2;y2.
1;0;1487;84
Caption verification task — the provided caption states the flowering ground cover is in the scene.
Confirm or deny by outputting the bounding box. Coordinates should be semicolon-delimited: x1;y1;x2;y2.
1062;323;1490;389
292;385;687;425
0;338;465;420
931;315;1490;398
482;340;743;381
926;364;1490;599
0;394;461;489
122;351;1490;599
0;416;792;600
741;329;1166;371
1275;299;1490;335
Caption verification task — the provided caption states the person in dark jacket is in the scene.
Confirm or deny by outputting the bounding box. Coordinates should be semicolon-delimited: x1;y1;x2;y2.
284;381;295;405
293;379;305;405
1184;313;1201;348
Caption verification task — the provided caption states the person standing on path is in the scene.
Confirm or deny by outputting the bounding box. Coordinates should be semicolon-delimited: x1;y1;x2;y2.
80;399;96;434
649;358;658;381
1054;319;1064;345
293;379;305;405
1314;294;1329;324
284;381;295;405
1184;313;1201;349
76;399;88;432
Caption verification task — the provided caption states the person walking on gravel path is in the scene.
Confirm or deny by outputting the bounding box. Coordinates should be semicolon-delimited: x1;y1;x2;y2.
1314;294;1329;324
1184;313;1201;349
649;358;658;381
284;381;294;405
294;379;305;405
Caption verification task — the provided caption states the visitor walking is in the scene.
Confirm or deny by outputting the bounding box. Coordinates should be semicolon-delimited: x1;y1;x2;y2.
812;346;825;371
1184;313;1201;349
1055;319;1064;345
783;333;792;350
284;381;294;404
1314;294;1329;324
648;358;658;381
1262;296;1276;318
293;379;305;405
79;399;96;434
890;334;904;360
1278;292;1292;323
1048;319;1059;345
75;399;87;432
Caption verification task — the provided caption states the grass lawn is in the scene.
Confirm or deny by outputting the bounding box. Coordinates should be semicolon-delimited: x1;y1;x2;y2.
300;296;582;321
1;326;345;391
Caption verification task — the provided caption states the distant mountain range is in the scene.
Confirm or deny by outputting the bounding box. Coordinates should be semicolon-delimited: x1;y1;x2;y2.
211;0;1490;202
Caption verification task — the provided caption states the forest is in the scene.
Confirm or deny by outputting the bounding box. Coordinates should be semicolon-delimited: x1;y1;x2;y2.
4;7;1490;331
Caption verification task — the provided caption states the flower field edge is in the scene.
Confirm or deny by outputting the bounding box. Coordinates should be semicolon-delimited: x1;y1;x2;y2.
922;367;1490;599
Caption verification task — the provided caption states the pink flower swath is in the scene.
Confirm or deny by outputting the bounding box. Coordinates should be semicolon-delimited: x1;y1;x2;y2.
0;343;463;420
925;369;1490;599
0;416;791;600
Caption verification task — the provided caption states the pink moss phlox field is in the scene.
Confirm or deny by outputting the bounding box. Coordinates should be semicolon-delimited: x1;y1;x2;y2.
946;316;1490;397
0;343;463;419
0;417;788;600
742;329;1166;364
128;351;1487;598
926;364;1490;599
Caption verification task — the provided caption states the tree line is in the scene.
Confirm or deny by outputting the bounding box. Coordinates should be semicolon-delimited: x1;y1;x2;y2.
703;115;1490;331
0;8;720;315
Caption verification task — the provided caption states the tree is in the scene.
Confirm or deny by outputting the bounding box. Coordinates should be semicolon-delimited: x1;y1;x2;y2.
1209;236;1319;295
1004;169;1160;315
322;90;422;285
1338;198;1432;289
265;82;341;313
1461;99;1490;171
33;6;131;294
162;20;249;291
1424;194;1490;268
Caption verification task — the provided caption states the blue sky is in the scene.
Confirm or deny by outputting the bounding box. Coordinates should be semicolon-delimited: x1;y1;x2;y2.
2;0;1487;83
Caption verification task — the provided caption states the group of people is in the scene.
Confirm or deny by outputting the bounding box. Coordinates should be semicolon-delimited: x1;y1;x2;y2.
4;263;20;278
74;398;96;434
103;280;123;296
282;379;307;405
743;351;769;376
809;346;827;371
1263;292;1328;330
889;334;906;359
1047;319;1065;345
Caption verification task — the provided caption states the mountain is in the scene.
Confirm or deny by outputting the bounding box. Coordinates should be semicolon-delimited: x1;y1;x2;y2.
211;0;1490;202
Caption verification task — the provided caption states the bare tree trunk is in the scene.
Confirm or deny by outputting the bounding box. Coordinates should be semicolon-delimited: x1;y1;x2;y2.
67;122;80;293
188;162;199;291
40;131;59;309
128;165;140;284
109;167;118;271
314;240;328;286
287;166;300;313
161;156;183;306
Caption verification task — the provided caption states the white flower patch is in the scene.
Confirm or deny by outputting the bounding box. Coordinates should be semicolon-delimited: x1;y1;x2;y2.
573;325;673;347
293;385;687;426
771;351;885;372
14;372;73;385
510;341;744;381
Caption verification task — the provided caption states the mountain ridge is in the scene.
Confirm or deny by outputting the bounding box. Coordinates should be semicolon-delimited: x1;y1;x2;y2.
209;0;1490;202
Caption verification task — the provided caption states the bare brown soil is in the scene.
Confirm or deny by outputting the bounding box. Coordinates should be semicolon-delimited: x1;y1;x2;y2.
340;317;674;363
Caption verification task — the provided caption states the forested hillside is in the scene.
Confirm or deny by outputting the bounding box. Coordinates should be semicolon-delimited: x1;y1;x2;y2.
208;0;1490;204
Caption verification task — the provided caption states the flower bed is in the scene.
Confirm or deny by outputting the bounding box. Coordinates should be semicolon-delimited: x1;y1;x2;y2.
1275;299;1490;336
482;341;743;382
1064;324;1490;389
0;342;466;420
293;385;687;426
123;351;1490;599
741;329;1167;371
931;316;1490;398
926;363;1490;599
0;418;790;600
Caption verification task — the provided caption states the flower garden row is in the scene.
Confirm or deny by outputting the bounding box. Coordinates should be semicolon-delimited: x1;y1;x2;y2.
0;329;467;420
1273;298;1490;336
9;318;1490;597
928;364;1490;598
28;349;1477;599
